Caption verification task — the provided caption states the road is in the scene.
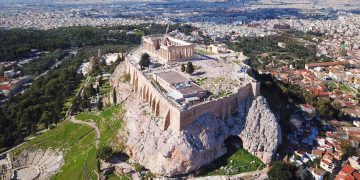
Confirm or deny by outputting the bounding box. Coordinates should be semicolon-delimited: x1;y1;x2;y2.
35;60;63;80
68;116;100;149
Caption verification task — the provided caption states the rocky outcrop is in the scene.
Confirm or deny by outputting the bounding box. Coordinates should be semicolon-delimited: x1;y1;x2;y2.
111;62;281;176
240;97;282;164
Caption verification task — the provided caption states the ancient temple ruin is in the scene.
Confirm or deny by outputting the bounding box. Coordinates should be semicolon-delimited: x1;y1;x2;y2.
142;35;195;62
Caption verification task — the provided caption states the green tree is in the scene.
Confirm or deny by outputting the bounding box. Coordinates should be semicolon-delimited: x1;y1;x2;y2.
268;162;297;180
40;111;52;128
315;98;337;118
186;61;194;74
181;64;186;72
341;140;356;160
139;53;150;70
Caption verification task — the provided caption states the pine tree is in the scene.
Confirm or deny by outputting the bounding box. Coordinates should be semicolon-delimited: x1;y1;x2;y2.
139;53;150;70
186;61;194;74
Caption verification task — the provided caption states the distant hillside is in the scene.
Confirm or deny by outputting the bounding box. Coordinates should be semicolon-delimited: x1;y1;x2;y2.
1;0;359;9
0;0;243;5
0;0;158;4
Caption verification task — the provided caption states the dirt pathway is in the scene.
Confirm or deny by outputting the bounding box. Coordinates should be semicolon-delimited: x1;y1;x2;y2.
68;116;101;149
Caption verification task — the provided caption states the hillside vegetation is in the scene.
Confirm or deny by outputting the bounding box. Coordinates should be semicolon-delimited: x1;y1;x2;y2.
11;105;126;179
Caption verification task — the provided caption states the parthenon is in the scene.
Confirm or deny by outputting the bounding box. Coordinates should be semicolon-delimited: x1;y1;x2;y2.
142;35;195;63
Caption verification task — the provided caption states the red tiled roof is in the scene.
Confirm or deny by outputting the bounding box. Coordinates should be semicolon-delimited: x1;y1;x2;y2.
0;84;12;91
345;175;355;180
353;172;360;180
322;159;331;166
336;174;356;180
340;164;355;175
312;149;323;157
336;174;346;180
348;128;360;136
322;153;334;163
0;76;8;82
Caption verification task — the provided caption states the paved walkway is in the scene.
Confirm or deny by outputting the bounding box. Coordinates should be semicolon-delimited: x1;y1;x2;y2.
68;116;101;149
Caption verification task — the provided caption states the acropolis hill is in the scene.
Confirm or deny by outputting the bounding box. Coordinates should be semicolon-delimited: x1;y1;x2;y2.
109;34;281;176
123;34;260;131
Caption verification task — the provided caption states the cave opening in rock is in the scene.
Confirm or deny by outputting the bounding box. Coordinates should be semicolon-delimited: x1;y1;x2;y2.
194;135;244;176
224;135;243;153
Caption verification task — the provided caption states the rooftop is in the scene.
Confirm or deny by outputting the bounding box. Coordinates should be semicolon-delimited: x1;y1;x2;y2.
155;71;189;85
309;167;325;176
340;164;356;175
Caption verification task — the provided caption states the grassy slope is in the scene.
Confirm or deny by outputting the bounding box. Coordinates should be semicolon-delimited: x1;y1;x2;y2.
11;121;98;179
75;105;125;150
10;105;125;180
200;148;265;176
208;148;264;176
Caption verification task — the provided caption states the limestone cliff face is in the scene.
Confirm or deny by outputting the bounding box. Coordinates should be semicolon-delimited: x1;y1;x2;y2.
111;62;281;176
240;97;282;164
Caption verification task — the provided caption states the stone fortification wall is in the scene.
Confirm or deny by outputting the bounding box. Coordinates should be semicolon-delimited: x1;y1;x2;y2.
125;59;182;131
179;84;254;130
124;58;259;131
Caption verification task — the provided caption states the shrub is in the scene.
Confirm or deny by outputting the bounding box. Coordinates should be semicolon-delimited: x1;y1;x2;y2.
122;73;130;83
181;64;186;72
268;162;297;180
134;163;144;172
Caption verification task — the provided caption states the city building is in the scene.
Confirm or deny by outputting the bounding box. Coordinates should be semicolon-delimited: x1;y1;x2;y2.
309;167;326;180
305;62;345;70
349;156;360;170
335;164;356;180
320;153;335;173
152;71;207;105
